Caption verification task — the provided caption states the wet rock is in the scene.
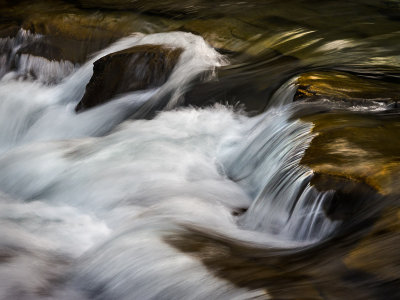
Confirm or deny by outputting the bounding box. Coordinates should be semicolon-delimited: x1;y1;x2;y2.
75;44;183;112
294;71;400;104
301;111;400;195
310;173;379;221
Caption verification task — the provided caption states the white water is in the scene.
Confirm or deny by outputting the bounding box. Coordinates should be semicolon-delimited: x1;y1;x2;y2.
221;108;338;241
0;31;337;299
0;31;226;152
0;30;76;84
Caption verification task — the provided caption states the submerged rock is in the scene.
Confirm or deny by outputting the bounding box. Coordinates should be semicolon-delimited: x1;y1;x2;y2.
75;44;183;112
294;71;400;104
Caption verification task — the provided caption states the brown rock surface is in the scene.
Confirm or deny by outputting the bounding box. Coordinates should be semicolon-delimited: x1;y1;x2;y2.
294;71;400;104
75;44;183;112
301;112;400;195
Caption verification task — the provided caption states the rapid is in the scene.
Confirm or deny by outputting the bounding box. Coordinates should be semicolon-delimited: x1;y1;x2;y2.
0;1;399;299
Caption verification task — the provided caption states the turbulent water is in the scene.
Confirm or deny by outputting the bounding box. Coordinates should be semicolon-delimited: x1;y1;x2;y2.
0;1;399;300
0;30;340;299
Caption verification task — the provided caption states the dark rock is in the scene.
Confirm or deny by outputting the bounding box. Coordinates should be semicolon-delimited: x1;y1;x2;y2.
310;173;382;221
75;44;183;112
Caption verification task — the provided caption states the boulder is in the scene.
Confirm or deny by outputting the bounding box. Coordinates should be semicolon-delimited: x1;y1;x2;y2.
75;44;183;112
301;111;400;195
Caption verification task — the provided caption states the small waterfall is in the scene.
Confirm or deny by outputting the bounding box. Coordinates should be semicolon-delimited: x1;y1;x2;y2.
0;29;40;78
0;29;76;84
221;107;338;241
16;54;75;84
267;76;298;109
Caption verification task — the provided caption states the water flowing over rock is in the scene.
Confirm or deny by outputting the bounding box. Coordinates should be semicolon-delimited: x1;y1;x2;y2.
75;44;183;112
0;29;76;84
0;1;400;299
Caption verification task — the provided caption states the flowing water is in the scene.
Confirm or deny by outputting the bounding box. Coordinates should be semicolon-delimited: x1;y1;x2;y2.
0;1;399;299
